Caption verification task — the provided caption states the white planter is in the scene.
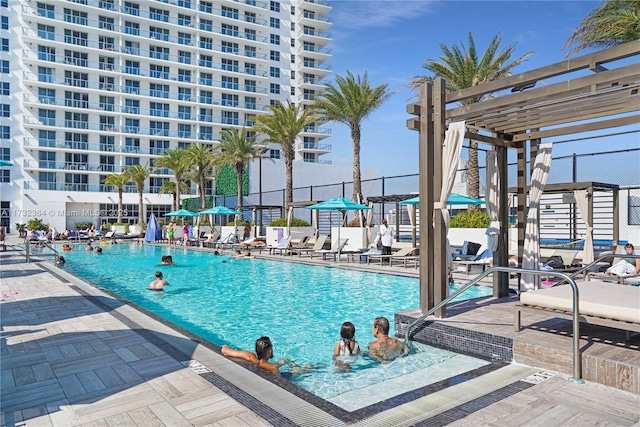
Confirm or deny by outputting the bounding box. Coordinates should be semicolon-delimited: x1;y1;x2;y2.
129;225;142;235
220;225;239;241
266;226;315;246
112;225;126;234
332;227;368;252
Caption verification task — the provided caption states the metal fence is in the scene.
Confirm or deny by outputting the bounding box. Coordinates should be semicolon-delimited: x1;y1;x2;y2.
215;148;640;236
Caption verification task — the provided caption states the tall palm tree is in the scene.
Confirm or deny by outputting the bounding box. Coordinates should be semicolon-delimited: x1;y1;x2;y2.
102;173;130;223
252;100;315;204
185;143;216;210
159;180;189;211
407;32;532;204
153;148;190;209
564;0;640;57
123;163;152;223
313;71;390;202
214;127;264;209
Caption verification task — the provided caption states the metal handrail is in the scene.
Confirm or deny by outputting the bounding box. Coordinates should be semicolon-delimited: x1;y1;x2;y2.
404;266;583;383
24;240;59;262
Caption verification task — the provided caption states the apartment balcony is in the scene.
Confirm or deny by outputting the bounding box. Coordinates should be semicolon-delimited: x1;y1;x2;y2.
297;10;332;33
296;142;332;154
302;126;332;136
297;44;332;62
297;27;332;43
297;61;332;80
301;0;333;14
24;181;149;193
23;160;125;173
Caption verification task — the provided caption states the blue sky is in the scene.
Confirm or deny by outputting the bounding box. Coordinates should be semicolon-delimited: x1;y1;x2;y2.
320;1;640;177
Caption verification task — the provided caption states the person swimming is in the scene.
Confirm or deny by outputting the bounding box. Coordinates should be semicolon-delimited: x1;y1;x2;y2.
158;255;175;265
148;271;169;291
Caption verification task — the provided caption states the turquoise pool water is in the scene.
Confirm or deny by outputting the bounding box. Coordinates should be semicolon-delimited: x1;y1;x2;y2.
59;243;493;404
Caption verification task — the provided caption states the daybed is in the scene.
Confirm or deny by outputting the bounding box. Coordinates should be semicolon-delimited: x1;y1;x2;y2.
514;281;640;340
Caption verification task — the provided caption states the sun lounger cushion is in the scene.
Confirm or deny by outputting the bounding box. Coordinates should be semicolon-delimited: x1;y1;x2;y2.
519;282;640;324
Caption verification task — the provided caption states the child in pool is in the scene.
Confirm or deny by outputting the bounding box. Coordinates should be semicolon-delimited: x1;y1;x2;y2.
333;321;361;359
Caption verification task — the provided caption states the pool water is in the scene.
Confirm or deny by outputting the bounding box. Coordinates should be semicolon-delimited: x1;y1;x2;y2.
60;243;493;407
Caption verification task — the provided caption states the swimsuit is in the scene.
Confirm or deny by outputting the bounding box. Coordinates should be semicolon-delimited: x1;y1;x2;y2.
336;340;360;356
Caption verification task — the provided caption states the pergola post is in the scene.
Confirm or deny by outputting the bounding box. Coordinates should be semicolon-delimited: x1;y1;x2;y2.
495;144;510;297
433;78;448;318
418;83;434;312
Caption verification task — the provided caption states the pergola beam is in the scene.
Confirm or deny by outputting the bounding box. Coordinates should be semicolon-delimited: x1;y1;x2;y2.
511;115;640;142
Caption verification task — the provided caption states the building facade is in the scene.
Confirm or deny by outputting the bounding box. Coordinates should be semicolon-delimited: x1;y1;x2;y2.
0;0;333;232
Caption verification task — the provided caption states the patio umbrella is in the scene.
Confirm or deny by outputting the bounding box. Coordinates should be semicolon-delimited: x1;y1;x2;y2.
306;197;372;261
165;209;199;225
399;193;485;206
199;206;243;216
0;160;13;167
144;213;163;243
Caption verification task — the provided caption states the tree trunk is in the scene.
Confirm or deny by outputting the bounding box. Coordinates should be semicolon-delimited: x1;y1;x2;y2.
199;175;206;209
175;173;181;209
138;186;144;223
236;163;243;208
467;139;480;211
285;157;293;205
351;125;362;201
172;193;177;211
117;189;123;223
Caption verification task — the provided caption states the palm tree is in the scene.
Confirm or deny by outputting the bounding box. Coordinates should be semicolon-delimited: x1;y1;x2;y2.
153;148;190;209
123;163;152;223
102;173;130;223
252;100;315;204
313;71;390;202
159;180;189;211
564;0;640;57
407;32;532;204
185;143;216;209
214;127;264;209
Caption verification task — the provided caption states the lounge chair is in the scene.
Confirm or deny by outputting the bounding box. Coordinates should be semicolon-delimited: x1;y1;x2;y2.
259;236;292;255
545;249;580;272
453;241;482;261
454;249;493;274
367;247;417;266
279;235;311;256
586;247;640;285
390;247;420;268
296;235;328;258
311;237;349;261
202;232;220;249
514;280;640;340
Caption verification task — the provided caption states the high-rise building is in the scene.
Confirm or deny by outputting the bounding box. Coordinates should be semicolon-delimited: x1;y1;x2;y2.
0;0;333;231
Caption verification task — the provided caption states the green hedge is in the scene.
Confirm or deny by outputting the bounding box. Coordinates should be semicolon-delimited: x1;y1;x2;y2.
450;210;491;228
215;164;249;196
182;196;213;212
269;217;311;227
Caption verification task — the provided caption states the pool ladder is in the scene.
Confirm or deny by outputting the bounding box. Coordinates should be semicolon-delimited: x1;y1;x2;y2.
403;266;584;384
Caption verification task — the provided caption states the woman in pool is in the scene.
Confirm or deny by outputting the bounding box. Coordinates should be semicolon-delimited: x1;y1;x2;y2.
333;321;361;359
222;337;309;374
158;255;175;265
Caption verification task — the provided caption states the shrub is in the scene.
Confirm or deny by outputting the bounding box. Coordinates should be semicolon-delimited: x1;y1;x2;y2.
26;218;49;231
75;221;93;230
450;210;490;228
269;217;311;227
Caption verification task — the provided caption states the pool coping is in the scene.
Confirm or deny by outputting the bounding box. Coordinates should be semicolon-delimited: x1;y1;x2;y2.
37;252;529;425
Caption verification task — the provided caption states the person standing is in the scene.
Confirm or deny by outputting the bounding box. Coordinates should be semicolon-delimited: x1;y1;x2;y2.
167;222;175;247
182;224;189;246
0;224;6;252
374;219;394;261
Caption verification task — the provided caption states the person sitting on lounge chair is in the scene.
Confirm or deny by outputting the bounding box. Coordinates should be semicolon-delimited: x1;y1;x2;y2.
605;243;640;276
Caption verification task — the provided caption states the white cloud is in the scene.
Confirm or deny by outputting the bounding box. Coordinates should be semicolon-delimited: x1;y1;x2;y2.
331;0;435;29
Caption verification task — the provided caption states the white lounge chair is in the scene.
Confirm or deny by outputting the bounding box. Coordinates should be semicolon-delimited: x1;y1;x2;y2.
367;246;417;266
296;235;328;258
259;236;292;255
312;237;349;261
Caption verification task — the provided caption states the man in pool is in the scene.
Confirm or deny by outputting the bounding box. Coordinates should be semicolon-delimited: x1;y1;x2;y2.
158;255;175;265
368;317;410;362
148;271;169;291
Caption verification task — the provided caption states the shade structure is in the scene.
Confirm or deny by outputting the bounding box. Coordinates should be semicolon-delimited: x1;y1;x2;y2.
144;213;163;242
199;206;243;216
165;209;200;217
306;197;372;261
0;160;13;167
399;193;485;206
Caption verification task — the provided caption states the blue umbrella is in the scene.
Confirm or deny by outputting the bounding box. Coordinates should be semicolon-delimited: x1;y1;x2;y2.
145;213;163;242
0;160;12;167
399;193;485;206
306;197;372;260
199;206;243;216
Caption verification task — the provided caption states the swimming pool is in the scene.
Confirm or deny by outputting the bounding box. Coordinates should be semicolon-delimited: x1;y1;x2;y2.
60;243;493;409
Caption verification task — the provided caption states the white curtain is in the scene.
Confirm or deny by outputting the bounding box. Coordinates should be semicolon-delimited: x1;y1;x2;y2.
574;189;594;263
435;121;466;229
485;151;500;251
522;143;553;290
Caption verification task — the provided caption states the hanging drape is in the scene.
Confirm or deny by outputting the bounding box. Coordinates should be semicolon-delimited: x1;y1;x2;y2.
434;121;465;229
485;151;500;251
522;143;553;290
574;189;594;263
